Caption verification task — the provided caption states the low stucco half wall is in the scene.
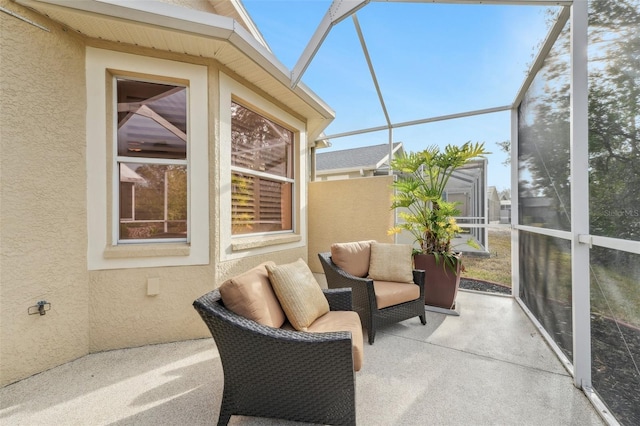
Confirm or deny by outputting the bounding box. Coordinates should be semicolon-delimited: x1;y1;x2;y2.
308;176;395;273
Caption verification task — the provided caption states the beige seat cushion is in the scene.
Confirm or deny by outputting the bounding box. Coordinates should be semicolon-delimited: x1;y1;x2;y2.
219;261;286;328
330;240;376;278
267;259;330;331
373;280;421;309
368;243;414;283
306;311;364;372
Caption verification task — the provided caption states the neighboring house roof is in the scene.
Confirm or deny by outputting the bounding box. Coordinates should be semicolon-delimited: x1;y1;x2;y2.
15;0;334;142
316;142;403;174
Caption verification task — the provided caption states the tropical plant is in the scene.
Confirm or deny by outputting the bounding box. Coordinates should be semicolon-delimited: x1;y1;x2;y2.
388;141;489;269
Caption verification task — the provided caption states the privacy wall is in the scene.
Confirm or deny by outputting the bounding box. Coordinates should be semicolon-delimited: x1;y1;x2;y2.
308;176;395;273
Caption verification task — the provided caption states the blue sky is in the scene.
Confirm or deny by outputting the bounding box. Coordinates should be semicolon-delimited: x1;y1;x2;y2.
243;1;557;191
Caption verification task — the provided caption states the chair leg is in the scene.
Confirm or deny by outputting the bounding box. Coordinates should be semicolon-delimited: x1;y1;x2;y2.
217;394;233;426
217;412;231;426
420;313;427;325
368;328;376;345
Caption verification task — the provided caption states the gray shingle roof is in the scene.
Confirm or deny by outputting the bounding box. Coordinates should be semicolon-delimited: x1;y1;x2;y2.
316;142;402;171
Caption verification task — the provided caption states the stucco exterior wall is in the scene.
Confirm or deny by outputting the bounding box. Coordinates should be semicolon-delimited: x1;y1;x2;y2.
1;3;314;386
307;176;395;273
0;1;89;386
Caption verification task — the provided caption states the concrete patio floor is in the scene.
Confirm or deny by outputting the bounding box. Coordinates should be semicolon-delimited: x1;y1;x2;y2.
0;290;605;425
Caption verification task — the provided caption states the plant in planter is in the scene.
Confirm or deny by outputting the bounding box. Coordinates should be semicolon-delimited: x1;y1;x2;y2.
388;141;489;310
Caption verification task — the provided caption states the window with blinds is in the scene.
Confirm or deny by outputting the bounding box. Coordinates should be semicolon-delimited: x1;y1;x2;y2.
231;101;294;235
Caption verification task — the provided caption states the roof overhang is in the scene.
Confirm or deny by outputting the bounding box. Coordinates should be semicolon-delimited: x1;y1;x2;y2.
206;0;271;49
13;0;335;143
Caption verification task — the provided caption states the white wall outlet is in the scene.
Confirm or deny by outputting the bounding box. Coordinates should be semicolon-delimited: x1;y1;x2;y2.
147;278;160;296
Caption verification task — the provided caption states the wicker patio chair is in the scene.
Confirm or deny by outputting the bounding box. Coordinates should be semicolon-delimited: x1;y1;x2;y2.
193;288;356;426
318;251;426;344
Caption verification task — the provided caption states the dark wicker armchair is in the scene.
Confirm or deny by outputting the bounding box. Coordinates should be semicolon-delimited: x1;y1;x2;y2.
319;252;426;344
193;288;356;426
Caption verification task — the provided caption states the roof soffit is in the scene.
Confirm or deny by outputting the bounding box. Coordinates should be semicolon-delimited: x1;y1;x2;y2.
13;0;334;132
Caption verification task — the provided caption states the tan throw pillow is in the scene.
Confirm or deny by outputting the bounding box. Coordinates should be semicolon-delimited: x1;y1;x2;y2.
330;240;376;278
368;243;414;283
219;261;286;328
266;258;330;331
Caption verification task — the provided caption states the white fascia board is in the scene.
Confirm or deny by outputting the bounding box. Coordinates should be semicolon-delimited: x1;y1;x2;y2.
35;0;237;35
15;0;334;120
291;0;370;88
226;0;272;51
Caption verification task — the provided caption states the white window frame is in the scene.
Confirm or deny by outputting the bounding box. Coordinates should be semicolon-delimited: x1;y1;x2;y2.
114;77;189;245
220;72;307;261
86;48;209;270
230;100;295;237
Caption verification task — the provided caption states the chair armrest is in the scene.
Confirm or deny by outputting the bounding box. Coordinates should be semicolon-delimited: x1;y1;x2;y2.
413;269;426;301
323;288;353;311
319;252;377;315
318;252;375;290
194;290;352;345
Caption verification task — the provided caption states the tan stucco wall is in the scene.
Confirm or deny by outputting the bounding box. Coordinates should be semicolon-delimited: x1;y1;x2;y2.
0;1;89;386
1;3;313;386
308;176;395;273
87;246;307;353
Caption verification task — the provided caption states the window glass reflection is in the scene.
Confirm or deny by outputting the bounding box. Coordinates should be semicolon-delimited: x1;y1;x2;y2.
116;78;188;242
119;163;187;239
117;80;187;160
230;101;294;236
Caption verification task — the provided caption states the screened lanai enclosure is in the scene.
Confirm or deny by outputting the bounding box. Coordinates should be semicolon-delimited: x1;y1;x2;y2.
393;159;490;254
295;1;640;425
443;159;488;252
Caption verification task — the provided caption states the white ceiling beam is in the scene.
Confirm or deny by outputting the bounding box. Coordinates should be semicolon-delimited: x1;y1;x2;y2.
292;0;572;92
512;6;571;107
320;105;511;140
290;0;370;88
352;13;392;127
